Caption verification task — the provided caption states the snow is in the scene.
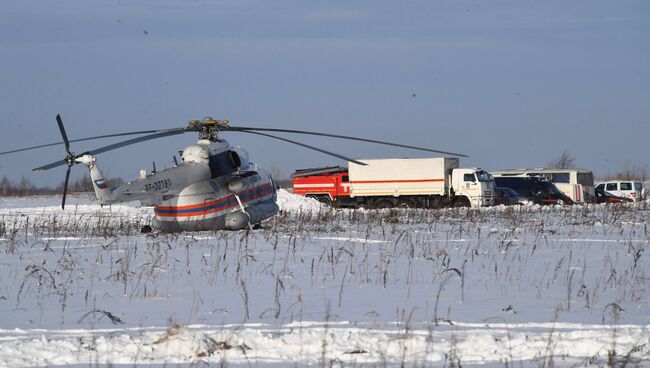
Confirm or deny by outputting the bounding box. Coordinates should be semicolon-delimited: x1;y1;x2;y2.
1;322;648;366
0;192;649;366
276;189;325;212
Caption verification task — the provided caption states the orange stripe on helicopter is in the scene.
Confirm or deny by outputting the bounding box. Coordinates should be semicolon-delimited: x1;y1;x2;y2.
155;183;273;218
156;182;273;211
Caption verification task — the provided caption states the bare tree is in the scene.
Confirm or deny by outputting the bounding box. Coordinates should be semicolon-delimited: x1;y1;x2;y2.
0;176;10;196
67;174;94;193
17;176;33;196
605;161;648;181
547;150;576;169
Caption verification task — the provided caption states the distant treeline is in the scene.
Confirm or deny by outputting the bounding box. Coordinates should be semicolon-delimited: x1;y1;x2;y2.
0;173;290;197
600;162;648;182
0;175;123;197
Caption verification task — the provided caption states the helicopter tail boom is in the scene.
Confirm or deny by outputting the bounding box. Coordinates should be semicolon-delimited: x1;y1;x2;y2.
75;155;117;205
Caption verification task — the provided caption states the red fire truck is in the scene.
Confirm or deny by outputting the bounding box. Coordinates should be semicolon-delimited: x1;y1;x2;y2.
292;166;352;206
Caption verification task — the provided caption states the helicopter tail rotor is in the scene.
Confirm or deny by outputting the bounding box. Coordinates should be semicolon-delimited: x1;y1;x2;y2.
55;114;78;210
56;114;71;156
62;165;72;210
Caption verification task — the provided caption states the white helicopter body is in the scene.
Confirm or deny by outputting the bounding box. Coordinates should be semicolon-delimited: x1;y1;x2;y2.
77;138;278;232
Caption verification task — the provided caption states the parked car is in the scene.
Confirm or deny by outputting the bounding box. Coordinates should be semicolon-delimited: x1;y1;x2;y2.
595;181;644;202
491;168;594;203
495;187;529;205
493;176;574;205
594;188;633;204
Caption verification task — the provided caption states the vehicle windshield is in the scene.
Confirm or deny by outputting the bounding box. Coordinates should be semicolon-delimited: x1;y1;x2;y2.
597;189;613;197
634;182;642;190
542;182;563;195
476;171;493;182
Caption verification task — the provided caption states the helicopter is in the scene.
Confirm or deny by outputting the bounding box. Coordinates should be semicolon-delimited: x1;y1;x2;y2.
0;115;467;232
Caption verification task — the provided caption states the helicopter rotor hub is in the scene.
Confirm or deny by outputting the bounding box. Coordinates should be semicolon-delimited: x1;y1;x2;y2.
187;117;230;141
65;152;77;167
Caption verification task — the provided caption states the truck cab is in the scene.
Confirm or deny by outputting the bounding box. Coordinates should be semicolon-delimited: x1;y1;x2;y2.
291;166;350;204
451;168;495;207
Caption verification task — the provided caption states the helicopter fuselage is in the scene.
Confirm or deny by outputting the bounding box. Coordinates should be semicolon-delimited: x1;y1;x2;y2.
78;139;278;232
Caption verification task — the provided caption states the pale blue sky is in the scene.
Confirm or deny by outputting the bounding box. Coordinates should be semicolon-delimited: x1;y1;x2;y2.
1;0;649;185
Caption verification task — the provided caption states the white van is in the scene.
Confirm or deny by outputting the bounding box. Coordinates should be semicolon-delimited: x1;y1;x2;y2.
595;181;644;202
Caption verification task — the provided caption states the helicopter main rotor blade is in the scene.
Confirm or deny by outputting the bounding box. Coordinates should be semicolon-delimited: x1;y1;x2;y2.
33;128;190;171
237;130;367;166
0;128;183;157
228;126;469;157
56;114;71;155
34;159;68;171
87;129;189;156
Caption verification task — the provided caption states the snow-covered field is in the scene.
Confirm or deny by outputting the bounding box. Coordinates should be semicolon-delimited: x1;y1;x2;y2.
0;190;649;367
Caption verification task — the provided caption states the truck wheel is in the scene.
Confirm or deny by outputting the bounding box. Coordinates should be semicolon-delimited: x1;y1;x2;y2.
397;198;415;208
453;197;471;208
374;199;394;209
430;197;447;209
307;195;332;206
